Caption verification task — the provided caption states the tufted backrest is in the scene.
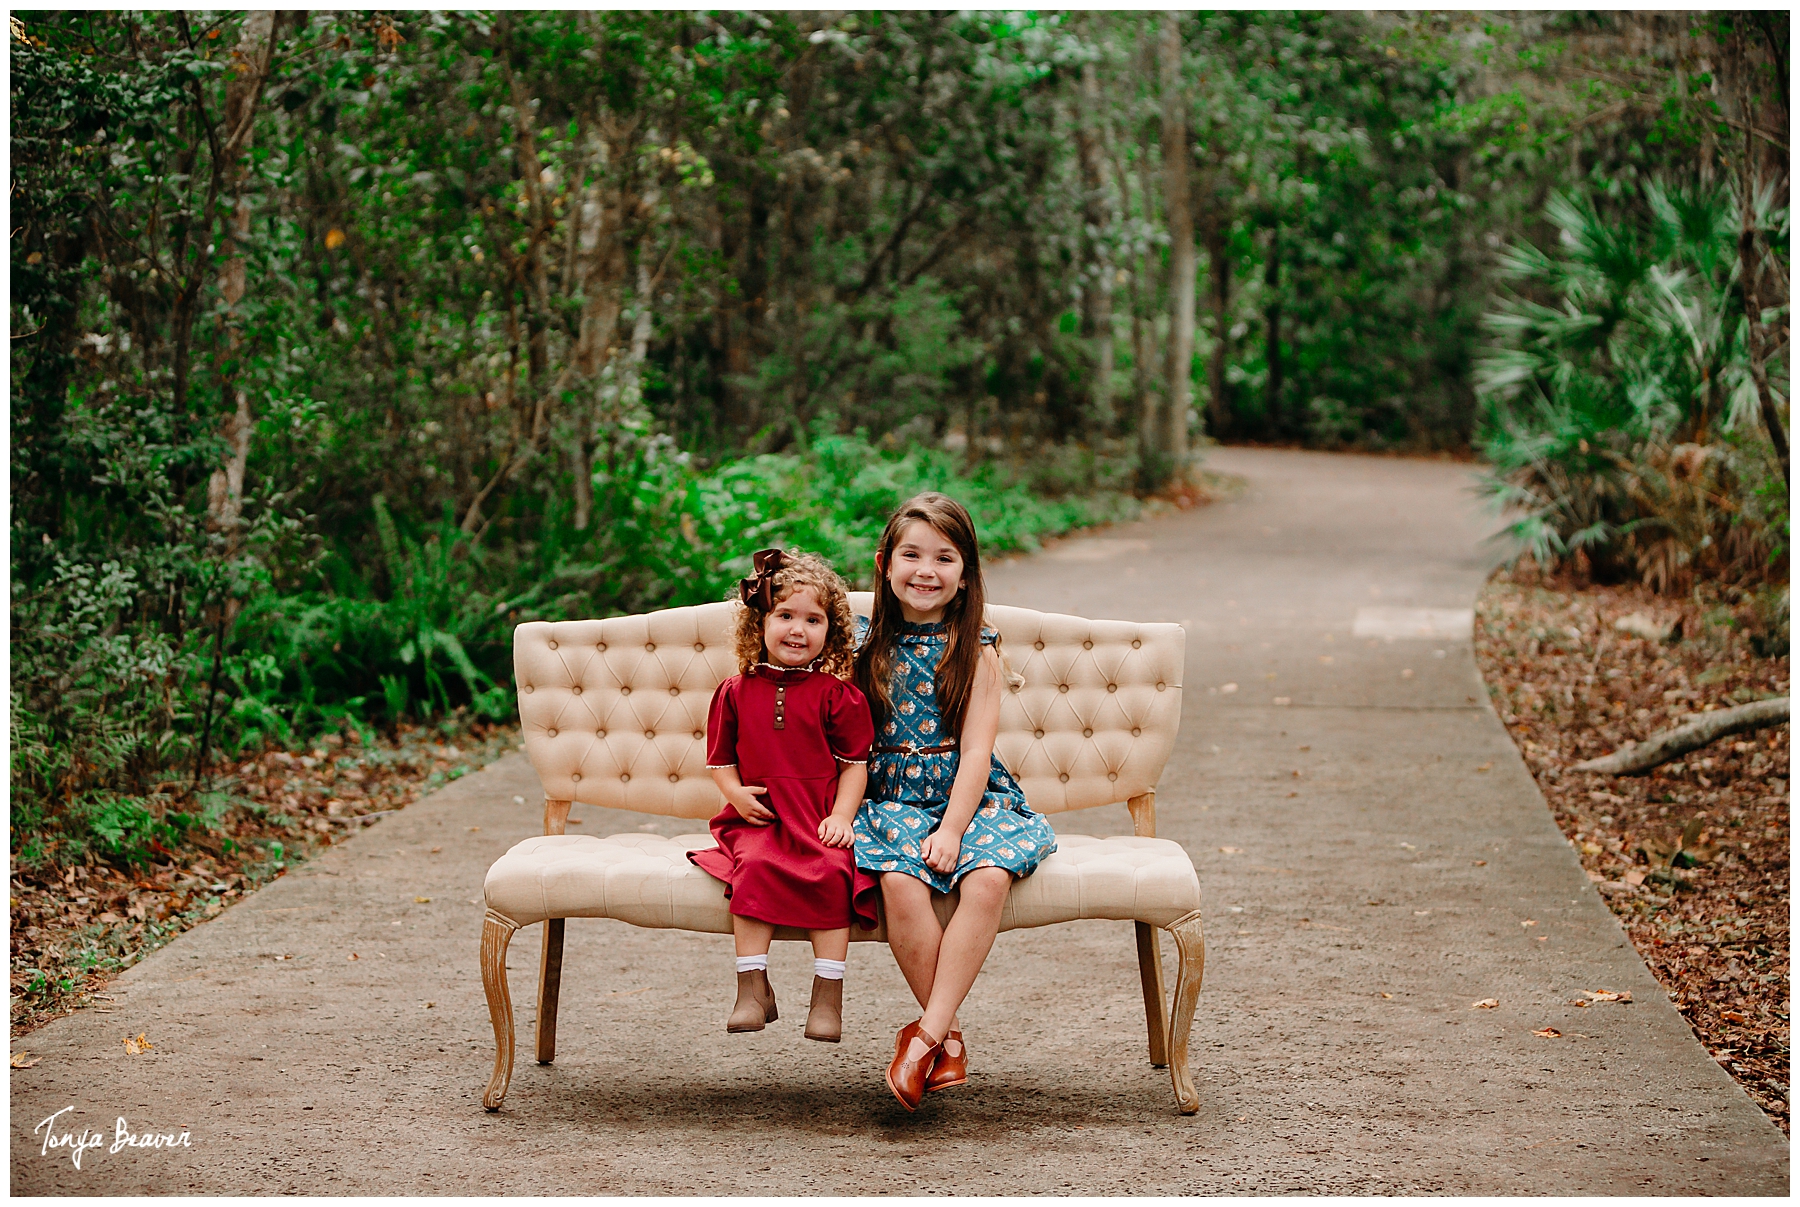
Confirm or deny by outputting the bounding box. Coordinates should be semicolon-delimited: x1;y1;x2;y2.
513;593;1183;819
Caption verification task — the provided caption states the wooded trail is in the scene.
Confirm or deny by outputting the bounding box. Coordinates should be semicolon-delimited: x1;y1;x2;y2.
12;448;1785;1194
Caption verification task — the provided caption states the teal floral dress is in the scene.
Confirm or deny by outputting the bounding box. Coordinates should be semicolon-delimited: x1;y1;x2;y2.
851;616;1056;923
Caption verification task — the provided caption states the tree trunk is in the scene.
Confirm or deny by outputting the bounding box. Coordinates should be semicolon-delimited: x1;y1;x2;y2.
1264;224;1282;437
1077;62;1116;430
207;11;281;554
1159;13;1194;469
1205;209;1231;439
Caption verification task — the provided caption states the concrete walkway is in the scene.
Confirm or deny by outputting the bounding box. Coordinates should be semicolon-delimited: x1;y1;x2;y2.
12;448;1786;1194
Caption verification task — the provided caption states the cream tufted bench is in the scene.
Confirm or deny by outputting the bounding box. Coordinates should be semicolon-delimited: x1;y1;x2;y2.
480;593;1205;1112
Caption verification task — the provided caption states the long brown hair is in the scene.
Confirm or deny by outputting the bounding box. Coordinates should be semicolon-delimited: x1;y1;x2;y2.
730;550;856;677
853;492;990;740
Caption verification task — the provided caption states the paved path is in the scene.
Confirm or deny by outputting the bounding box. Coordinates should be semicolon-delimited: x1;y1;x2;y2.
12;448;1786;1194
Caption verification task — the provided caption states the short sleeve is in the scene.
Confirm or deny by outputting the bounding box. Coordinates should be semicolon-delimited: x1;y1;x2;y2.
706;677;741;768
979;625;999;647
825;680;874;764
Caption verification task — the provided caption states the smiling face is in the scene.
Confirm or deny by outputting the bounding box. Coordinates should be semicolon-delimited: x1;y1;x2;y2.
762;585;830;667
880;519;965;623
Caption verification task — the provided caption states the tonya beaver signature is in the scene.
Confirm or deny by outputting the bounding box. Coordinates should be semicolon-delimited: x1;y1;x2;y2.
34;1105;192;1170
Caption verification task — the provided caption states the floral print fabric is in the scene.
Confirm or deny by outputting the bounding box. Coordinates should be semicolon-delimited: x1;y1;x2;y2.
851;616;1057;892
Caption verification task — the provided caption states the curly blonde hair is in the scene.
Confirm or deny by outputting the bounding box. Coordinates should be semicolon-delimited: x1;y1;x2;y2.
731;549;856;677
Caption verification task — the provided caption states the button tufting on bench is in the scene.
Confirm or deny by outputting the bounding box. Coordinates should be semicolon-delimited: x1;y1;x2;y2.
512;598;1182;818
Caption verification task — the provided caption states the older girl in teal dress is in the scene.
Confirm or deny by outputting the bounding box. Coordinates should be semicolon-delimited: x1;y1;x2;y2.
851;492;1057;1111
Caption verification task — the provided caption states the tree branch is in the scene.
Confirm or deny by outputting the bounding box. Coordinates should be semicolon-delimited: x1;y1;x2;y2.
1571;697;1789;775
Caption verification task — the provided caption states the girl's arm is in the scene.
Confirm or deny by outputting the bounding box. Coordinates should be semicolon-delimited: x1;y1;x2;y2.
710;765;774;826
818;760;868;848
919;645;1003;874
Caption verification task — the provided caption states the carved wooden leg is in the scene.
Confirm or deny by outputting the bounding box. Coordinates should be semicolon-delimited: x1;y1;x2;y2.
481;910;520;1111
1163;909;1206;1115
1134;921;1170;1067
536;918;566;1064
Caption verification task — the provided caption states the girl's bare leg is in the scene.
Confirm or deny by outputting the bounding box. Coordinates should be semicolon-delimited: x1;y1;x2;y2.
808;927;849;962
733;915;775;957
918;867;1010;1042
881;872;943;1011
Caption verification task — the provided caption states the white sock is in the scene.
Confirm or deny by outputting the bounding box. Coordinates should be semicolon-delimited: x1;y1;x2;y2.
814;957;846;981
735;954;768;973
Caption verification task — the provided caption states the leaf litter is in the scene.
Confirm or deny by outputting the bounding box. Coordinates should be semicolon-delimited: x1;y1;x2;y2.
12;719;517;1037
1476;567;1789;1132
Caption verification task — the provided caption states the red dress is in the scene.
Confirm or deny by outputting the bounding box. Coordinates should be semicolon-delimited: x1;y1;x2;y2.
689;665;875;931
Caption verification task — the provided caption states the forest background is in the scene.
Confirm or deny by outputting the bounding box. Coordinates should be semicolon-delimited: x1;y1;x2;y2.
9;13;1788;890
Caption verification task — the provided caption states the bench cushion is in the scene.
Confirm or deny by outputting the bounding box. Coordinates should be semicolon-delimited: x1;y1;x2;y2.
484;832;1201;939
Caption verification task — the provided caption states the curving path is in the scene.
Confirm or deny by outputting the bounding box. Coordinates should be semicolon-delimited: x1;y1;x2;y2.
12;447;1786;1194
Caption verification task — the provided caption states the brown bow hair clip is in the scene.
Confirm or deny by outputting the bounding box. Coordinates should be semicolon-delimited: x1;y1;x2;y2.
738;548;788;612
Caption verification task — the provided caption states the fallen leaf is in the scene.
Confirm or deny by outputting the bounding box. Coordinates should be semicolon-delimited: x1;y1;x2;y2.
567;817;583;824
1522;919;1538;927
1622;870;1645;887
1220;682;1239;694
424;1002;435;1009
1582;989;1631;1003
348;952;360;961
11;1053;41;1068
467;826;481;833
1476;762;1492;772
1473;999;1499;1009
1380;992;1393;999
1218;846;1243;854
1472;859;1487;867
1533;1027;1561;1038
1401;668;1414;679
1272;696;1291;706
414;896;431;904
122;1032;153;1055
429;846;442;854
1722;1010;1746;1023
1399;842;1416;850
1571;999;1590;1007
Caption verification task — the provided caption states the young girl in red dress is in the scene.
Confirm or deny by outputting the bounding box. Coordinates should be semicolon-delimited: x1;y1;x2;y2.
689;549;874;1042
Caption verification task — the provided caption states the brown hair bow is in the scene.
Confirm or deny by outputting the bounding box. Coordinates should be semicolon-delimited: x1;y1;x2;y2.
738;548;788;612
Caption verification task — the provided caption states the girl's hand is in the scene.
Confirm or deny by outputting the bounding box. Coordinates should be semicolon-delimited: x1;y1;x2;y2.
920;829;961;874
818;814;855;848
726;785;775;826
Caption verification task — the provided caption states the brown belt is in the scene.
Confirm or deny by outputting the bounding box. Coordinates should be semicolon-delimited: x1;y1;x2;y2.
871;741;958;755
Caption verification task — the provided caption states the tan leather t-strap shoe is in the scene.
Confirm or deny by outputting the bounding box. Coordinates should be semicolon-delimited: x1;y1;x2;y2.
925;1029;967;1092
886;1020;944;1111
726;968;778;1033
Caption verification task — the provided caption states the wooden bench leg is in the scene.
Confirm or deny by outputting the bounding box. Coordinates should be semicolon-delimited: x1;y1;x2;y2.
535;919;566;1064
481;910;520;1111
1134;921;1170;1067
1163;909;1206;1115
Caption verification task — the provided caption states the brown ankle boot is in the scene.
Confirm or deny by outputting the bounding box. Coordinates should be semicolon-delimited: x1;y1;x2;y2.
803;975;843;1043
726;968;778;1033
